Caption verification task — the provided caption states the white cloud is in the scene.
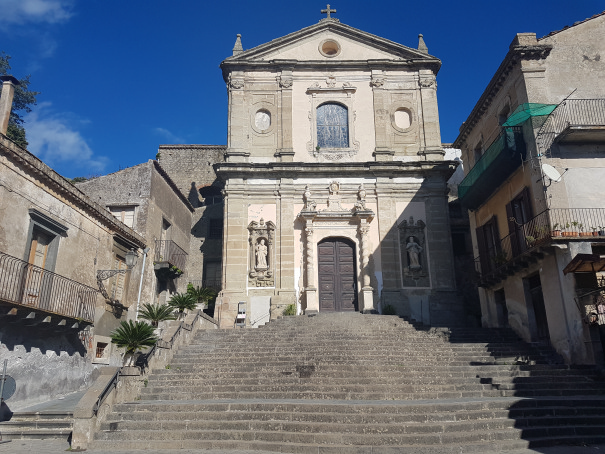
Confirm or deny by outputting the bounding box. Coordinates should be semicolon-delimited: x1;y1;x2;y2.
0;0;74;26
25;102;108;173
154;127;185;144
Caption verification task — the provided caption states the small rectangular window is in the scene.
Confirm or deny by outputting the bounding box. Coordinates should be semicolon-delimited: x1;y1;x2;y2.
108;206;136;229
208;219;223;239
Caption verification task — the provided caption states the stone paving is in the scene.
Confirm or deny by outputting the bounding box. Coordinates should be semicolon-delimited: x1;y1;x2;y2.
1;439;605;454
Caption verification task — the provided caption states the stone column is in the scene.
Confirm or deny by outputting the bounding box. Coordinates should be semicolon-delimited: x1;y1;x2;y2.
216;180;248;328
275;69;295;162
0;76;19;136
418;71;444;160
370;71;394;161
358;219;374;313
225;71;249;162
303;220;318;313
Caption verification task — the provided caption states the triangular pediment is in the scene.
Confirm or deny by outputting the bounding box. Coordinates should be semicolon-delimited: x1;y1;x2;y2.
223;20;439;65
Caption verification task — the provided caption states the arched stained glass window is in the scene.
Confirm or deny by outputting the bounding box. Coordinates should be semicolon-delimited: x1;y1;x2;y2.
317;103;349;148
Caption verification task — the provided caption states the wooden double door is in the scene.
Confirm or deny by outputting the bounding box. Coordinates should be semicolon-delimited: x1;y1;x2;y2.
318;238;358;312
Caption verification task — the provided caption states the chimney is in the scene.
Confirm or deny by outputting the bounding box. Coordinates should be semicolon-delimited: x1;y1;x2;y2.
0;75;20;135
232;34;243;56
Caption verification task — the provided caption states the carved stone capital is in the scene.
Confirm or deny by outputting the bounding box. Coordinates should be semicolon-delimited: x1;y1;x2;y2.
418;78;436;89
278;76;293;88
370;77;385;88
229;77;245;89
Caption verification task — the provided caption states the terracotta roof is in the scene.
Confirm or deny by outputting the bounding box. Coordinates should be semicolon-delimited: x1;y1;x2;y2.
539;10;605;40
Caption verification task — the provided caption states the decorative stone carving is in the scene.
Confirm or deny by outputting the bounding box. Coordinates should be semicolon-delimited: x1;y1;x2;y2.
326;74;337;88
399;216;430;287
370;77;385;88
229;77;245;89
325;181;344;211
303;185;317;211
248;218;276;287
418;78;436;89
278;76;293;88
354;184;367;211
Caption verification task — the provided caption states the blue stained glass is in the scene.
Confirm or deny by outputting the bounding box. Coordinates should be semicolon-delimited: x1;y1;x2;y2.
317;103;349;148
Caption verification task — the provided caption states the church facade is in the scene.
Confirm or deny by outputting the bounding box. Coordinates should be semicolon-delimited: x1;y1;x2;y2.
207;13;462;328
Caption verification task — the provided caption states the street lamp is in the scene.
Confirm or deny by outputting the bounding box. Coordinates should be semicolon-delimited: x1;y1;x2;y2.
97;248;139;314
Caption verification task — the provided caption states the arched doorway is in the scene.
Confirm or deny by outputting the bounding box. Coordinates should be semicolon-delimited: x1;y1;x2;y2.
318;238;358;312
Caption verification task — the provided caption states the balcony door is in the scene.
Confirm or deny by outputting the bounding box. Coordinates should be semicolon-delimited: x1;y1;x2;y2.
507;187;533;257
23;229;52;307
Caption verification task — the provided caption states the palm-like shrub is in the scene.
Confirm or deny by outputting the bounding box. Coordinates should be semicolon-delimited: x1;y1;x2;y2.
138;303;176;327
186;284;217;307
168;292;197;318
110;320;157;365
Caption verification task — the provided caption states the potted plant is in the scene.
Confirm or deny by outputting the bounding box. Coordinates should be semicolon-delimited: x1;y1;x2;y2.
599;226;605;236
551;223;561;237
579;223;591;237
568;221;580;236
186;284;217;310
111;320;158;367
492;251;508;267
591;226;599;237
525;235;536;247
168;292;197;319
138;303;176;336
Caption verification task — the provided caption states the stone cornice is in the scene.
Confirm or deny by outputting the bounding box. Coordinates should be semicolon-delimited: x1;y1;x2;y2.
453;43;553;148
0;134;146;248
214;160;457;180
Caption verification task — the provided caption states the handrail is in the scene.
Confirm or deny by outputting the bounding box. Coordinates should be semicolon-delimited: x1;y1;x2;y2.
250;310;271;326
157;310;201;349
92;369;120;416
0;250;98;322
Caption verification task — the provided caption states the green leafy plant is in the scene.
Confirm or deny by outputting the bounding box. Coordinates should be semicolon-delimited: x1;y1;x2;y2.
186;284;217;307
492;251;509;266
282;304;296;316
110;320;157;365
168;292;197;318
382;304;397;315
525;235;536;246
138;303;176;327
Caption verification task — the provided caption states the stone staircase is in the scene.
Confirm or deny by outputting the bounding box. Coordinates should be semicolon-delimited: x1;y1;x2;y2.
0;411;73;440
92;312;605;452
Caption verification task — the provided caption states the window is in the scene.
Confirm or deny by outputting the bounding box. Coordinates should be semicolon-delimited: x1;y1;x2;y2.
108;206;136;229
203;260;222;290
199;186;222;206
208;219;223;239
317;103;349;149
24;209;68;273
476;216;501;273
161;218;171;242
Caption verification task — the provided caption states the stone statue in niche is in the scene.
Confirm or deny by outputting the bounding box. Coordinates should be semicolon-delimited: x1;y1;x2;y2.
406;236;422;270
399;216;430;287
256;239;268;269
248;218;275;287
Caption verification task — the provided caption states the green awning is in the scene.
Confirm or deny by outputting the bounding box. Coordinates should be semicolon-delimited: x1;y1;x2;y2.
502;103;557;127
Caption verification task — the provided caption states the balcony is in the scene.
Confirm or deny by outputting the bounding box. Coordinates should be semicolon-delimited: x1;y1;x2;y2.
538;99;605;153
0;251;97;325
476;208;605;287
154;240;187;278
459;126;526;210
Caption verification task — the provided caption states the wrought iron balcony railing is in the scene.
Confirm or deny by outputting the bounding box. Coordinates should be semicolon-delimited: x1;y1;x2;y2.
0;251;98;323
154;240;187;273
476;208;605;286
538;99;605;155
459;126;526;210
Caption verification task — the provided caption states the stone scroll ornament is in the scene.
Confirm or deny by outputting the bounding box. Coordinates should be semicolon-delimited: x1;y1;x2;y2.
399;216;429;287
248;218;275;287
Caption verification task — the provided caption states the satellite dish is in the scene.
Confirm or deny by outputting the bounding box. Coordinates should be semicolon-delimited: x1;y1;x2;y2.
0;375;16;401
542;164;562;183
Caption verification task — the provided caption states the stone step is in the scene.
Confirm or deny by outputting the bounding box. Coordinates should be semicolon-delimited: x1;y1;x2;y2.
0;411;73;440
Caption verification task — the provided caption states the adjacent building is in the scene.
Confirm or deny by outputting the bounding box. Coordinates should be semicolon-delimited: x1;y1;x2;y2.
454;12;605;364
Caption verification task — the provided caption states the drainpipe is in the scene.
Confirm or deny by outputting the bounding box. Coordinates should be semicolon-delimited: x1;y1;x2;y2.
0;76;20;136
135;247;151;320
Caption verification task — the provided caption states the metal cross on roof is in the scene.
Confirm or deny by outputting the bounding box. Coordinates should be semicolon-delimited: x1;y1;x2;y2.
321;4;336;19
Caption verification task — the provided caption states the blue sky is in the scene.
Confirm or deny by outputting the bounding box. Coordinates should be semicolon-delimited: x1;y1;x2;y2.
0;0;602;178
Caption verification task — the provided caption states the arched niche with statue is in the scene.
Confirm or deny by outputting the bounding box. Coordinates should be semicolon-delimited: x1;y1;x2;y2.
399;216;430;287
248;218;276;287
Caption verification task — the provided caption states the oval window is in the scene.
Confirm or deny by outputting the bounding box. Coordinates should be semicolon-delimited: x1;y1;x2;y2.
319;40;340;57
255;110;271;131
394;108;412;129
